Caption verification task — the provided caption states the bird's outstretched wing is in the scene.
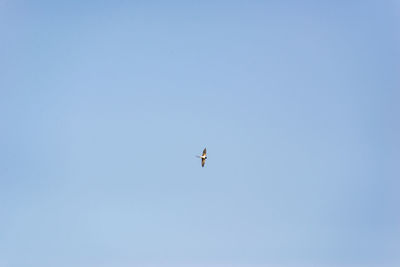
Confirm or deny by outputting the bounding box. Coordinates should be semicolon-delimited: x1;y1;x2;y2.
202;148;207;157
202;158;205;167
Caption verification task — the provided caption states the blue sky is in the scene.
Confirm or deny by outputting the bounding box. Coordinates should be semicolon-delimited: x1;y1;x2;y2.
0;1;399;266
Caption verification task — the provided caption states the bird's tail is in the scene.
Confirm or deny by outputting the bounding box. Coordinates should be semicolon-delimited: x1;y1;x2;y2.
195;155;201;158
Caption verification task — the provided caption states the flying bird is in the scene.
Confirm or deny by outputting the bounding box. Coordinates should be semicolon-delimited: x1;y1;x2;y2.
196;148;207;167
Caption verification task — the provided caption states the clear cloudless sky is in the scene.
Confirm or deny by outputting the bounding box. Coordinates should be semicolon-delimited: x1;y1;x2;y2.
0;1;399;267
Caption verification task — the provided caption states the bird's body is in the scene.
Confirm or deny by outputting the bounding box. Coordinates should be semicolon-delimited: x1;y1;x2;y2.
197;148;207;167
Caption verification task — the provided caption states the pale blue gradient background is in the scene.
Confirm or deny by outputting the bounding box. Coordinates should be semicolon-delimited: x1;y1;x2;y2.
0;1;399;267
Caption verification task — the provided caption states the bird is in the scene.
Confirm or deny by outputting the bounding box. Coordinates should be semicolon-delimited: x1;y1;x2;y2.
196;148;207;167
